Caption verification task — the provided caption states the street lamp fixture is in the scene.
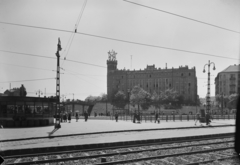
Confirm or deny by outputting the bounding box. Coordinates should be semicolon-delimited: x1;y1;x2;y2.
203;60;216;114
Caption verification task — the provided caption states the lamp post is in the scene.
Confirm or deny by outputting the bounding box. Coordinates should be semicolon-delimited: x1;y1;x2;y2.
203;60;216;114
36;90;43;97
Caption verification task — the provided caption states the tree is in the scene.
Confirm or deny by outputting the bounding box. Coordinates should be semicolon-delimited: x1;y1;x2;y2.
85;95;99;103
227;94;238;110
100;93;107;102
161;89;179;107
140;91;152;110
112;90;127;109
151;91;162;113
19;84;27;96
130;86;149;112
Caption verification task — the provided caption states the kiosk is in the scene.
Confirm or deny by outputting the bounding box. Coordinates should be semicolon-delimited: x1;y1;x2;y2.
0;96;57;127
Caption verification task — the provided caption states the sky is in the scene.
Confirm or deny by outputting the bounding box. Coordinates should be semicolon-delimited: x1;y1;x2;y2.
0;0;239;100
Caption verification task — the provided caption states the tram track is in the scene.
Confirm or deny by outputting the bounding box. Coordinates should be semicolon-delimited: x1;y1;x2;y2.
1;133;238;165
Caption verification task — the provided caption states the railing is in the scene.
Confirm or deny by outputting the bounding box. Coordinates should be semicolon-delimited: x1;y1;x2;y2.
114;113;236;122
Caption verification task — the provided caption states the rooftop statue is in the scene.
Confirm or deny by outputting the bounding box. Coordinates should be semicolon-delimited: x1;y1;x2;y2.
108;50;117;61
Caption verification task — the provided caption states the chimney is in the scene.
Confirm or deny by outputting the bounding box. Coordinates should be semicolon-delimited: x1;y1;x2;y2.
166;63;167;69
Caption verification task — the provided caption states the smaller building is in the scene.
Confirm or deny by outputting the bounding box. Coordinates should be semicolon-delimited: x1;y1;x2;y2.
215;64;240;96
0;96;57;127
63;100;94;116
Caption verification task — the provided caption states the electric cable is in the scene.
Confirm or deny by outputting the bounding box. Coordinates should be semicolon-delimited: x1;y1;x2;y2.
0;49;106;68
123;0;240;34
62;0;88;67
0;78;55;83
0;22;239;61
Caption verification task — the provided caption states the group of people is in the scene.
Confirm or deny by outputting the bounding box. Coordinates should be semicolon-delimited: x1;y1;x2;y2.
59;111;89;123
61;112;72;123
195;112;213;126
133;111;141;123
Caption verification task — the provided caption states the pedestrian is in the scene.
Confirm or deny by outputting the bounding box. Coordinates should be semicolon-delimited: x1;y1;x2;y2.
60;113;63;123
64;113;67;122
133;111;136;123
68;112;71;123
155;112;159;123
115;112;119;122
206;112;211;125
0;121;3;129
137;112;140;123
195;113;200;125
172;111;175;122
84;111;88;122
76;112;79;122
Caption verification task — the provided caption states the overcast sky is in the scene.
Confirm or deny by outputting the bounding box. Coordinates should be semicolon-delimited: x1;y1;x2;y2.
0;0;239;100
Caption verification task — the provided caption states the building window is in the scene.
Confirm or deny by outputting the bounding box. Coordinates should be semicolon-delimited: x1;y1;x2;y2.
181;73;183;76
122;76;123;79
189;83;191;86
189;73;191;76
150;75;151;78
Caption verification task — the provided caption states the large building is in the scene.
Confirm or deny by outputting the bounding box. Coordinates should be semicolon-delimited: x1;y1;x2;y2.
107;51;198;103
215;64;240;96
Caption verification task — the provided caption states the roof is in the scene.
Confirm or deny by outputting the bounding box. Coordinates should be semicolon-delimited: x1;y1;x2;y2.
221;65;240;73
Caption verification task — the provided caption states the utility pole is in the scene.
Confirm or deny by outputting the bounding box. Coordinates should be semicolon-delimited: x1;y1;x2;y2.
55;37;62;129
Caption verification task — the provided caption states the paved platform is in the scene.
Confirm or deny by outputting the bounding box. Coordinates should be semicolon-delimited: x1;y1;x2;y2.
0;119;235;152
0;119;235;141
0;127;235;151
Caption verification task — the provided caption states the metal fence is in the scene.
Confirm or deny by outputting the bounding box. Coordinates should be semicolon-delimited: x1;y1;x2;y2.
110;113;236;122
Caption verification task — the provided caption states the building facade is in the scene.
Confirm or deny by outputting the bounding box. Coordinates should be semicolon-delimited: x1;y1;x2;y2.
107;51;198;103
215;64;240;96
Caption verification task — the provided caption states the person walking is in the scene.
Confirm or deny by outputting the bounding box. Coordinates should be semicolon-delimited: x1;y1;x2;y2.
133;111;136;123
206;112;211;125
75;112;79;122
84;111;88;122
195;113;200;125
155;112;159;123
115;112;119;122
172;111;175;122
68;112;71;123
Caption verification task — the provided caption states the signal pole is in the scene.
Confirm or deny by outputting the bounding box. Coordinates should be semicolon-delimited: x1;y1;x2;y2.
55;38;62;128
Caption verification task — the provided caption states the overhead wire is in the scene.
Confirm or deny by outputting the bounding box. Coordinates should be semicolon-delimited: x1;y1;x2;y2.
0;49;106;68
0;62;54;72
76;32;240;61
63;68;105;82
62;0;88;67
63;69;103;88
0;22;239;61
0;78;55;83
123;0;240;34
0;22;240;61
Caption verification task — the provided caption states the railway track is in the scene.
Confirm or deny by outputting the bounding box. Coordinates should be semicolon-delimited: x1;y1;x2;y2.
1;133;238;165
